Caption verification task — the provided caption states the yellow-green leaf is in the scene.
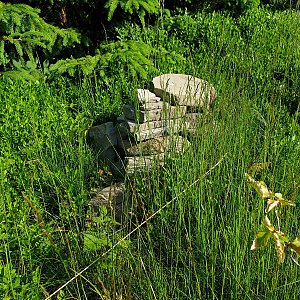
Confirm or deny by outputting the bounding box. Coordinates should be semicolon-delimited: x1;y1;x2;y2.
248;162;271;173
266;193;295;212
245;173;272;198
266;199;280;213
251;230;272;250
264;215;275;232
273;232;285;263
289;237;300;256
274;193;295;207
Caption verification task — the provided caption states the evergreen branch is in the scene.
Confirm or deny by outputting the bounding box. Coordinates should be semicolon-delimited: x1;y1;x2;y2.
105;0;160;24
0;1;80;69
50;40;158;79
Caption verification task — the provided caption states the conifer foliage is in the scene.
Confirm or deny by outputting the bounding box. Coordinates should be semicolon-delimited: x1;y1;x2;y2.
50;40;157;78
0;1;162;80
105;0;160;25
0;2;80;71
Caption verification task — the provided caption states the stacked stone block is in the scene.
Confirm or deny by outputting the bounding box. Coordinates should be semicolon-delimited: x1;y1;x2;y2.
86;74;217;222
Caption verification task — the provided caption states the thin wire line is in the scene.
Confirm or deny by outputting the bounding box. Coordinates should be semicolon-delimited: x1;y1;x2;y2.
45;153;227;299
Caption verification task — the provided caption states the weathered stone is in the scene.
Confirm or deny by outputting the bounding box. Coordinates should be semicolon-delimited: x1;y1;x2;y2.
123;105;187;123
141;101;169;111
101;146;117;162
86;76;219;226
87;122;117;153
87;183;128;223
134;127;167;141
163;118;184;133
184;114;220;136
116;116;165;140
126;154;164;176
117;122;166;141
117;138;136;153
124;101;169;114
115;117;129;139
120;135;190;156
152;74;216;108
137;89;161;103
184;113;202;124
117;115;163;132
116;115;188;141
90;183;125;205
109;160;127;178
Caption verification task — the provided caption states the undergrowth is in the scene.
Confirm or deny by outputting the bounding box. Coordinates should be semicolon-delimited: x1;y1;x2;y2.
1;6;300;300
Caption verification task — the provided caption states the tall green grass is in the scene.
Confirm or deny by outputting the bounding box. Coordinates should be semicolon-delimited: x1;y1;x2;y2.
1;7;300;299
123;86;300;299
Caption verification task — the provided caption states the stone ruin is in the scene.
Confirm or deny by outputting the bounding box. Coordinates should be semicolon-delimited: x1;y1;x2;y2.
85;74;217;224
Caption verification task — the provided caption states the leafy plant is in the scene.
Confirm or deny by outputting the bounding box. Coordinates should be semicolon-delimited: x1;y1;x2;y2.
246;172;300;264
0;263;41;300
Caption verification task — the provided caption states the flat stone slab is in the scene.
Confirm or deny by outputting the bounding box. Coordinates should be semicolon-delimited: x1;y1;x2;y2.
89;183;125;206
137;89;161;103
87;183;127;223
125;101;169;113
116;116;165;141
134;127;166;141
116;116;184;141
119;135;190;156
123;105;186;123
126;154;164;176
152;74;216;108
117;115;163;132
180;113;204;133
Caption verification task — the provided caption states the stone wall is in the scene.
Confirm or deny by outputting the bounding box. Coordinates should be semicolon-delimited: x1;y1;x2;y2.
85;74;216;224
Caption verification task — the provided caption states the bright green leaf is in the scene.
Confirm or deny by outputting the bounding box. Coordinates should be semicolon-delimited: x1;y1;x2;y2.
83;232;112;251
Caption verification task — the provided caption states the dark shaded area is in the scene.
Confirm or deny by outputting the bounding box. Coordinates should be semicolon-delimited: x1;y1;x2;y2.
7;1;300;41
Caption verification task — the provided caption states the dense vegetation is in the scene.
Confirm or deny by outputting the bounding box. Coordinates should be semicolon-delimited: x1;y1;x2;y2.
1;1;300;299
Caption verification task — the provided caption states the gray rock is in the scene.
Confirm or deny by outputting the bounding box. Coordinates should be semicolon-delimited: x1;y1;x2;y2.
87;183;129;223
125;101;169;114
137;89;161;103
90;183;125;205
101;146;117;162
87;122;117;153
115;117;130;139
134;127;167;141
117;115;196;141
118;122;167;141
152;74;216;108
119;136;190;156
123;105;187;123
141;101;169;111
116;116;165;141
126;154;164;176
181;113;204;133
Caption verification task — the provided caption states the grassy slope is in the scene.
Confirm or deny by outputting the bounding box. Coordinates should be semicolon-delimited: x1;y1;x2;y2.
1;7;300;300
